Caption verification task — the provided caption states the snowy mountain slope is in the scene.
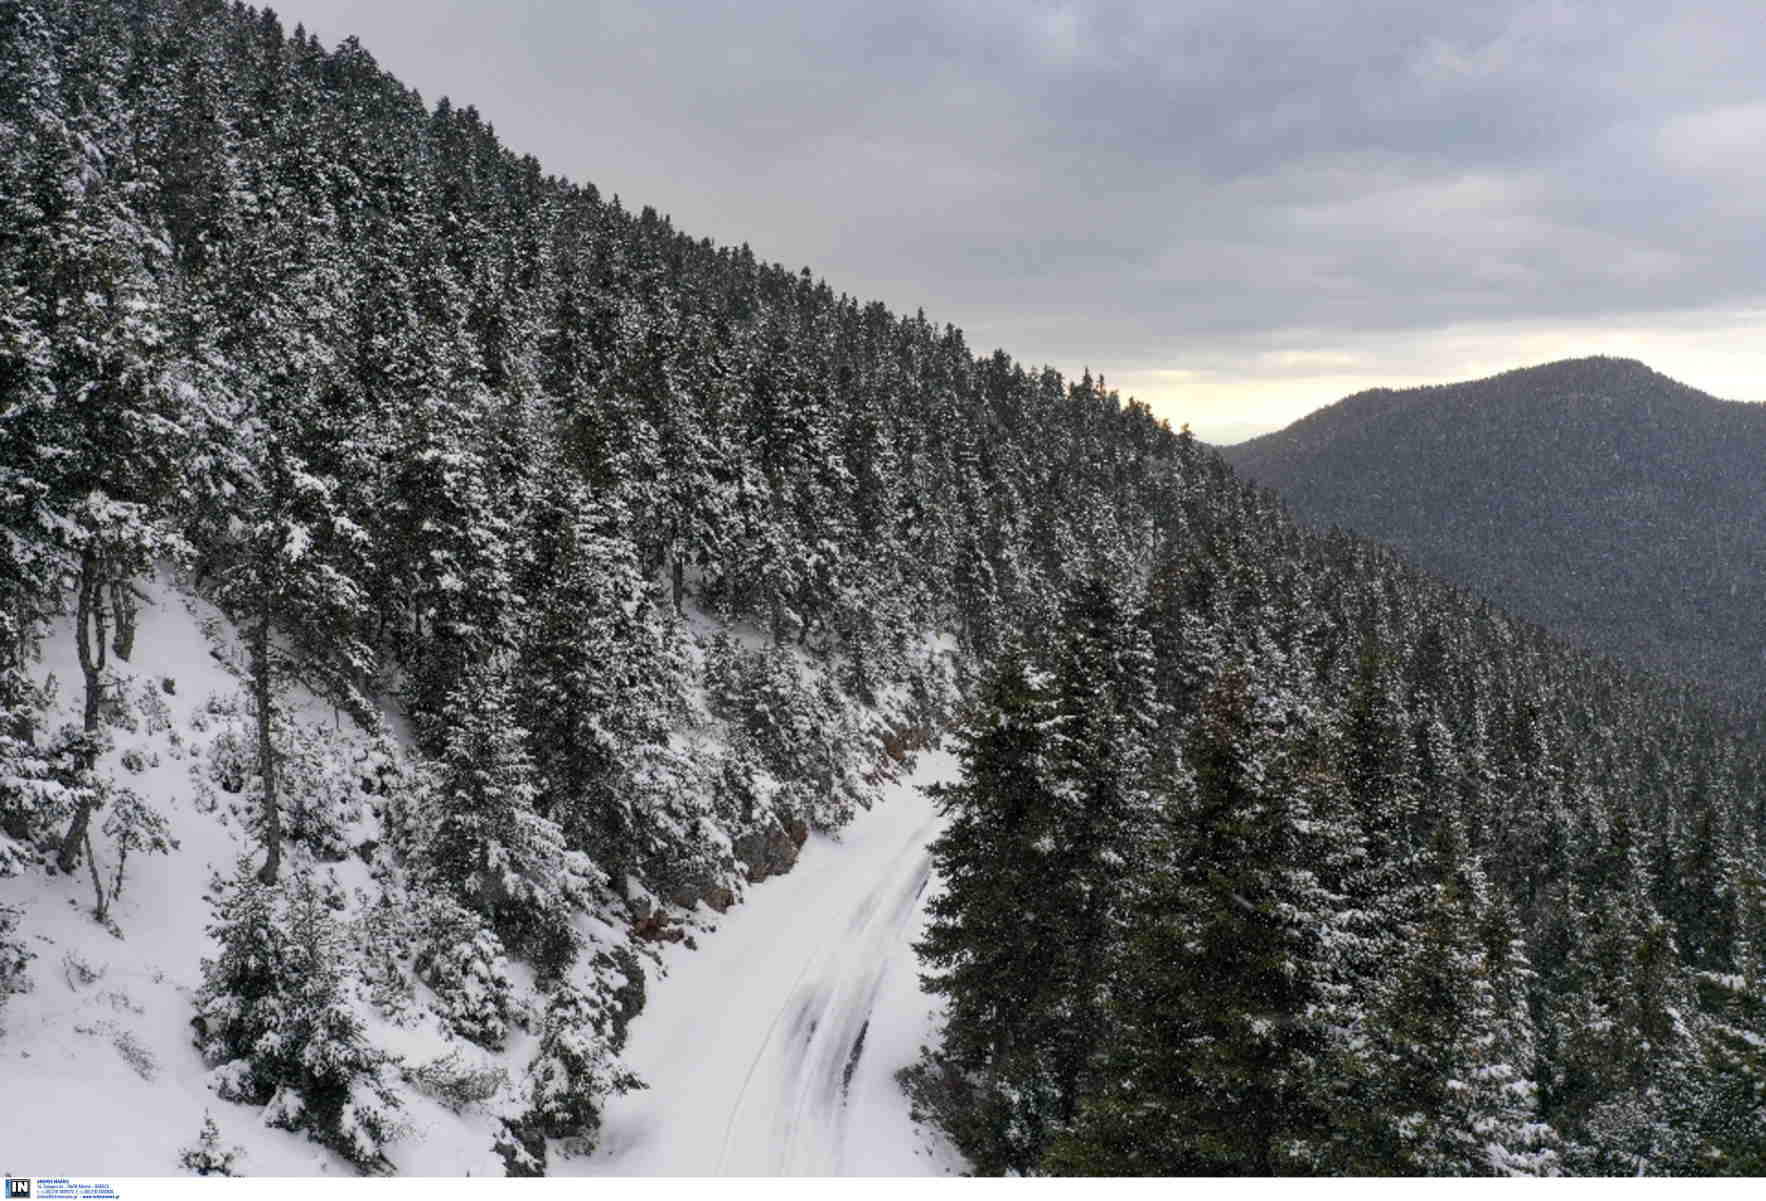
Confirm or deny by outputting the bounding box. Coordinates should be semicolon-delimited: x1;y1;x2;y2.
0;570;489;1175
576;747;967;1177
0;568;965;1176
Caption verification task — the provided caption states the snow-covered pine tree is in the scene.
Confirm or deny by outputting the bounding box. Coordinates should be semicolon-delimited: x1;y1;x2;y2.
1036;576;1165;1134
906;645;1061;1175
193;861;404;1173
1332;816;1557;1175
1048;662;1355;1175
411;894;518;1050
521;978;644;1151
1544;869;1700;1173
517;480;684;891
177;1111;243;1177
417;656;591;980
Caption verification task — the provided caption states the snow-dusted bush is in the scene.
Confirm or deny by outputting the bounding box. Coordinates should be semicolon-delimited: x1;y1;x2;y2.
98;786;176;907
522;980;645;1146
178;1111;243;1177
194;861;406;1173
189;697;380;860
413;896;519;1049
354;890;420;1026
276;719;404;862
0;902;32;1021
404;1050;508;1112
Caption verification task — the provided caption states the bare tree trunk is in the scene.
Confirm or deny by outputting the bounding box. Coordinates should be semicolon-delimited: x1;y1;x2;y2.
253;595;281;884
109;577;139;661
84;830;108;923
56;546;108;873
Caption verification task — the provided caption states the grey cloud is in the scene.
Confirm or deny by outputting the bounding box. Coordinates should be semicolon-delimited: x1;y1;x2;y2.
280;0;1766;401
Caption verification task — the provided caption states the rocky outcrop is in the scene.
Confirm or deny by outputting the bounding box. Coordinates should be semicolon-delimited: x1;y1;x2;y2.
734;818;804;884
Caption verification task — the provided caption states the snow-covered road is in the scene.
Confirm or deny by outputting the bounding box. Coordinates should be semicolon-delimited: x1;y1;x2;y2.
574;747;968;1176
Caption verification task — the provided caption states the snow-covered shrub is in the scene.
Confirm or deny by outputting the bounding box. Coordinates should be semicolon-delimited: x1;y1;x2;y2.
523;980;645;1146
0;903;32;1021
354;890;419;1026
132;677;175;735
190;698;378;860
272;718;382;862
191;717;249;811
404;1049;508;1112
413;896;519;1049
194;861;406;1173
178;1111;243;1177
99;786;176;905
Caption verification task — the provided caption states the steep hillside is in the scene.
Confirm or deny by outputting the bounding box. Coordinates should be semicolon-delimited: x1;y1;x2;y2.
5;1;1766;1179
1222;357;1766;713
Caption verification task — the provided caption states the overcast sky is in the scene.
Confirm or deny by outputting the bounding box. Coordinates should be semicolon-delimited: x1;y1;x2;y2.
273;1;1766;442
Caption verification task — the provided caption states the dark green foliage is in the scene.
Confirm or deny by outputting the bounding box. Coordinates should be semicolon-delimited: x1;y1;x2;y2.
1050;665;1355;1176
907;648;1060;1174
1331;819;1555;1175
912;579;1165;1173
1224;356;1766;716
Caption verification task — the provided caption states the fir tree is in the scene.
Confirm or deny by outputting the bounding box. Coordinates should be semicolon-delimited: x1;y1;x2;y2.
417;656;590;978
907;646;1061;1174
1049;663;1353;1175
1333;817;1557;1175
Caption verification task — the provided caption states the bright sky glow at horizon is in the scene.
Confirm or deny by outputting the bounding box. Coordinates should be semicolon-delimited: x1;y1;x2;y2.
274;2;1766;443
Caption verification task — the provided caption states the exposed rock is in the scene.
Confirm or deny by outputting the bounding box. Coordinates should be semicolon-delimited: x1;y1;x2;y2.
631;913;683;943
734;821;803;884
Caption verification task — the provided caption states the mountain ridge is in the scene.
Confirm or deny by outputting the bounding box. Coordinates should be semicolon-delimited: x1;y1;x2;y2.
1223;355;1766;714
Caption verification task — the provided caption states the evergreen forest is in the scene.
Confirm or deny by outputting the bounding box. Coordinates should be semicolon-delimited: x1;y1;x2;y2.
2;0;1764;1175
1225;356;1766;717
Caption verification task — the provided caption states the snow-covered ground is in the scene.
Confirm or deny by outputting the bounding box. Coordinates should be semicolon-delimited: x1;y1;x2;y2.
574;747;968;1177
0;573;446;1175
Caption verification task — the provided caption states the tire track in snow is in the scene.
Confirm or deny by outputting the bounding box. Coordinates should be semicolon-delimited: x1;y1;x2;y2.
576;753;956;1178
771;847;932;1174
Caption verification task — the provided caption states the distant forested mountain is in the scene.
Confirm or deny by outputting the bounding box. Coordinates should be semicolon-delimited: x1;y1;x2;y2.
1223;357;1766;716
2;1;1765;1177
